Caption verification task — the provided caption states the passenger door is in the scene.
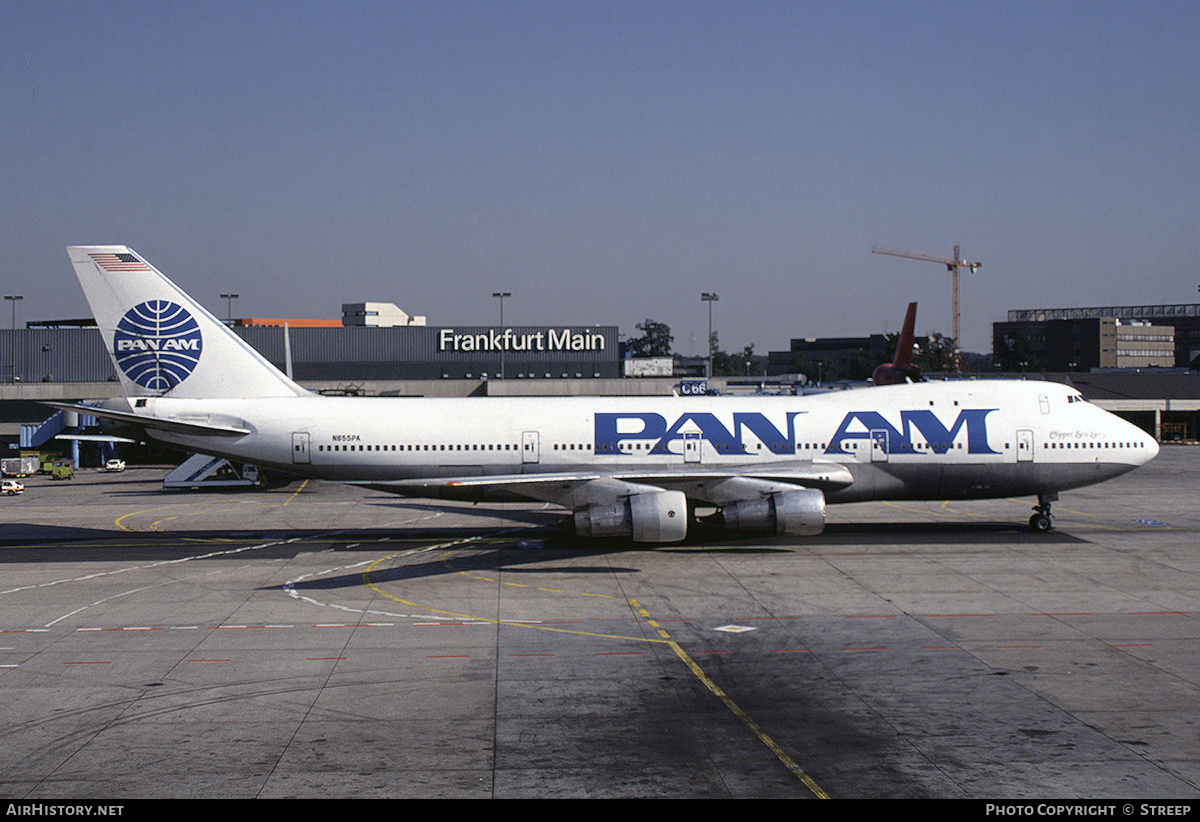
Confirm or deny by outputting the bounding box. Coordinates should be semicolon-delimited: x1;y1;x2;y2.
1016;429;1034;462
521;431;540;464
870;429;889;463
292;432;311;465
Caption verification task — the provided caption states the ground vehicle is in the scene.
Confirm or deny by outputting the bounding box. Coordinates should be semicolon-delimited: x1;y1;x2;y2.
1;456;38;477
105;458;126;472
2;479;24;495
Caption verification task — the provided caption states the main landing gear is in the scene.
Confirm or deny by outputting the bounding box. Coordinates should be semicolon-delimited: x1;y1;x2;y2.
1029;492;1057;533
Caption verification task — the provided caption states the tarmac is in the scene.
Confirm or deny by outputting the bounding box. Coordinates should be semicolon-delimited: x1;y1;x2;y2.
0;447;1198;799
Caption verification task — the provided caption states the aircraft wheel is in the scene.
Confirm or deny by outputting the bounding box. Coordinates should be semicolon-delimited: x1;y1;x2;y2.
1028;513;1052;533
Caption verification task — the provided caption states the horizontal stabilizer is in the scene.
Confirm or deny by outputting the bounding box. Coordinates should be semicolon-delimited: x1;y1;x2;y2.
41;401;250;438
54;433;141;443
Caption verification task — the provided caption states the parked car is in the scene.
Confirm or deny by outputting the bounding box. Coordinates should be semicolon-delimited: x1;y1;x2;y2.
105;459;126;472
2;479;24;495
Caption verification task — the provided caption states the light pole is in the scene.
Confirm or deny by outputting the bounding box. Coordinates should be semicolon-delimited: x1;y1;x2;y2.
701;292;718;378
220;293;239;324
4;295;22;384
492;291;510;379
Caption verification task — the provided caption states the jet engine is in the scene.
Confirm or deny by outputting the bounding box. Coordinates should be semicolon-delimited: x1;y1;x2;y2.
719;488;826;536
573;490;688;542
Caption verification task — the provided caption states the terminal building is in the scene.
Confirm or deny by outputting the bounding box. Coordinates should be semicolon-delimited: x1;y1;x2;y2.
995;304;1200;371
3;315;621;384
765;335;892;380
1;304;622;471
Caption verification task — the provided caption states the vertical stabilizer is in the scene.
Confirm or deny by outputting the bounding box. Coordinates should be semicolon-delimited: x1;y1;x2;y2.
67;246;308;399
872;302;923;385
893;302;918;371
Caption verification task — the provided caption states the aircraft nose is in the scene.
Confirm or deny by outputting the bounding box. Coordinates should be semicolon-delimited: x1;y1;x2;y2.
1111;412;1158;464
1124;417;1159;463
1144;432;1160;461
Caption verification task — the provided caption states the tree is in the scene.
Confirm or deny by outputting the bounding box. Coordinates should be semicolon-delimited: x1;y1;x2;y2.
914;333;959;373
995;331;1045;372
845;348;879;381
708;332;744;376
627;319;673;358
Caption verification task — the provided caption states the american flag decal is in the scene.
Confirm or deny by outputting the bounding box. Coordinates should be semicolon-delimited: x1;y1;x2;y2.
89;252;151;272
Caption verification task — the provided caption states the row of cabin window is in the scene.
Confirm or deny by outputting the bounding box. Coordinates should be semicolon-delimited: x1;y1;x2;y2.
317;441;808;454
597;442;811;452
315;439;1151;455
318;443;522;452
1044;440;1147;449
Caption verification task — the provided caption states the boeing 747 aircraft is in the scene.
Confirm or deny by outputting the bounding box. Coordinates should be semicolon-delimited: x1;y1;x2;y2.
52;246;1158;542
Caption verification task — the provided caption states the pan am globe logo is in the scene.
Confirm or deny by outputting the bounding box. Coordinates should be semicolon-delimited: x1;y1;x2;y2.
113;301;203;390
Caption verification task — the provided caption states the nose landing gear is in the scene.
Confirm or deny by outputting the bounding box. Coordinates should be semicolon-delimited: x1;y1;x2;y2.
1029;492;1057;533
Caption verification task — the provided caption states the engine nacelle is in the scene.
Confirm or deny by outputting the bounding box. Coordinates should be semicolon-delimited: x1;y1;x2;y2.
573;490;688;542
720;488;826;536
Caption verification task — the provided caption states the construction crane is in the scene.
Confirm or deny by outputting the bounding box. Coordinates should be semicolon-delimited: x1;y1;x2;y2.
871;245;981;364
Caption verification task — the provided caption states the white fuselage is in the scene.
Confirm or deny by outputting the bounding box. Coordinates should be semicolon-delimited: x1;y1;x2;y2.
119;379;1158;505
65;244;1160;541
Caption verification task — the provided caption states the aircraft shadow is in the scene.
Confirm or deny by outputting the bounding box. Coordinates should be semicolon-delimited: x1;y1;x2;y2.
814;520;1085;545
0;514;1080;567
277;536;646;592
361;498;568;526
280;517;1081;592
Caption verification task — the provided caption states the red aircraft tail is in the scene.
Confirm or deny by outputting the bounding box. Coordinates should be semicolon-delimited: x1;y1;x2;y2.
872;302;922;385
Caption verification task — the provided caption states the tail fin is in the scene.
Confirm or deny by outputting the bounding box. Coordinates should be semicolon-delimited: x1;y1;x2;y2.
67;246;308;399
872;302;922;385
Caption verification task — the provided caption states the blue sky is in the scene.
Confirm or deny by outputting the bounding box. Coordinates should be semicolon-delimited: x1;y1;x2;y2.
3;1;1197;356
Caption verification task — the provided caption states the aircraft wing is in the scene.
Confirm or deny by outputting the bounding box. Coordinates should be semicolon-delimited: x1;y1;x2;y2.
363;460;854;505
362;461;850;540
